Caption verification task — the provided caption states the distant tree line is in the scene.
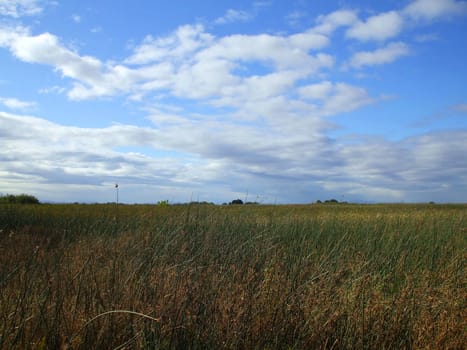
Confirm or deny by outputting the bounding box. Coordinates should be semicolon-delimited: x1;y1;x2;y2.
315;199;348;204
0;194;40;204
225;199;259;205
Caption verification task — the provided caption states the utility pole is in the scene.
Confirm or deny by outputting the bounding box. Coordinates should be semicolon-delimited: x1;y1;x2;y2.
115;183;119;205
115;183;119;224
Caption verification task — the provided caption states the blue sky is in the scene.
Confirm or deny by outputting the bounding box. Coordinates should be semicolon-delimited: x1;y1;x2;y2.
1;0;466;204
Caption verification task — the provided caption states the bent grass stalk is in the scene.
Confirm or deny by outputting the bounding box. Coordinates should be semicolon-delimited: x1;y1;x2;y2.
69;309;161;345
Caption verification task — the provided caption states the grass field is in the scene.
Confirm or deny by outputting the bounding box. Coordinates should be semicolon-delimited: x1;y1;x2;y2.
0;203;465;349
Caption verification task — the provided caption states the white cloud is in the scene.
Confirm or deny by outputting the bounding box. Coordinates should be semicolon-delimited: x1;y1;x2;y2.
1;24;324;104
124;25;331;105
0;0;43;18
0;19;391;108
298;81;333;100
403;0;467;20
38;85;66;94
299;82;375;116
0;111;196;202
172;58;238;100
0;28;175;100
346;11;404;41
0;96;36;110
213;70;303;108
0;24;29;46
313;9;358;34
195;32;329;71
8;32;115;98
9;32;101;74
126;23;329;69
336;132;467;202
2;111;466;203
348;42;410;68
215;9;253;24
125;24;214;65
321;82;375;116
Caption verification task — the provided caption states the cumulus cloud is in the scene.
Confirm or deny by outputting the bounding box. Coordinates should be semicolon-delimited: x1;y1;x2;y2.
0;24;29;46
313;9;358;34
195;32;329;70
0;4;441;107
125;24;214;65
0;96;36;110
0;27;175;100
0;23;330;103
346;11;404;41
9;32;103;79
0;0;43;18
403;0;467;20
38;85;66;94
215;9;253;24
298;81;375;116
322;83;375;115
348;42;410;68
298;81;333;100
43;24;330;102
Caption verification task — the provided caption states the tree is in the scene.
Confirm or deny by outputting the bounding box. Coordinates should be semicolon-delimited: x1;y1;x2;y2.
0;194;40;204
230;199;243;205
324;199;339;204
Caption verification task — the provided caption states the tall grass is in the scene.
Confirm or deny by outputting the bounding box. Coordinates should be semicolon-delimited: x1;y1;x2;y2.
0;203;465;349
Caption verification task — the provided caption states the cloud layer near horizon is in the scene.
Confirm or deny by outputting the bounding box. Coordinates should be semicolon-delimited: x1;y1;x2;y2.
0;0;466;203
2;109;466;203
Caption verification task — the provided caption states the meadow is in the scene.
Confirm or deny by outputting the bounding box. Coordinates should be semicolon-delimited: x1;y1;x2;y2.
0;203;465;349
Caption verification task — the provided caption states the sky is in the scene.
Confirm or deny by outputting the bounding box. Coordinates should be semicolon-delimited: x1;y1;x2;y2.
0;0;466;204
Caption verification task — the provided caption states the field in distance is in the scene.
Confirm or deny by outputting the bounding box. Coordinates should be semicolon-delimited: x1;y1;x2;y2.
0;203;465;349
